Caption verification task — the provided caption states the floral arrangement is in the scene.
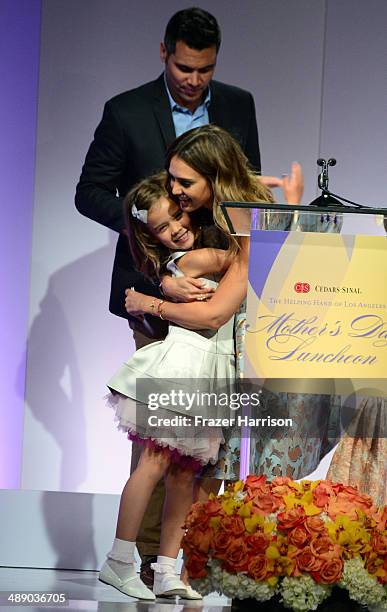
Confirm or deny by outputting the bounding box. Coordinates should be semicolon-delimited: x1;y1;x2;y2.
182;476;387;611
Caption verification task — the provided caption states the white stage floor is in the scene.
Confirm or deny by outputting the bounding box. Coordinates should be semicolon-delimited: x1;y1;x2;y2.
0;567;229;611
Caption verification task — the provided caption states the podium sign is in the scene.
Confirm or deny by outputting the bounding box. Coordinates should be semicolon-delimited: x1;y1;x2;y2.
244;229;387;396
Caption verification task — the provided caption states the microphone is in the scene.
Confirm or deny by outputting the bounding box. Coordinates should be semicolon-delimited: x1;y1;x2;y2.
317;158;336;190
317;159;327;190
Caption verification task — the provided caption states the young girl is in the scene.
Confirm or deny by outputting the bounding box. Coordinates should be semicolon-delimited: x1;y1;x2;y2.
100;171;243;601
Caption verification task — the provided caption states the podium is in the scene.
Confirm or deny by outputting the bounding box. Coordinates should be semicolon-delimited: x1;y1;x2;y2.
220;202;387;479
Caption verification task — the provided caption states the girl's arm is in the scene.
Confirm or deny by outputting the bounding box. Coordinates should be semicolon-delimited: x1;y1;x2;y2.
126;251;247;331
176;247;233;277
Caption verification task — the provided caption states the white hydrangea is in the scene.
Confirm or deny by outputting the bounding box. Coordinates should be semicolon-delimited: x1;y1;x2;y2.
338;558;387;608
208;560;275;602
279;575;331;611
191;574;214;596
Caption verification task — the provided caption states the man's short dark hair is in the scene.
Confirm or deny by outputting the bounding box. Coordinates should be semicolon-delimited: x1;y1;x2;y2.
164;7;221;55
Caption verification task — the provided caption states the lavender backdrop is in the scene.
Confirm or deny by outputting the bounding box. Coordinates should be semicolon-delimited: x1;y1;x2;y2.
0;0;41;488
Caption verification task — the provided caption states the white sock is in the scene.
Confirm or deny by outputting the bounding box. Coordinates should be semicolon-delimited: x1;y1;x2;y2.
153;555;178;575
106;538;136;580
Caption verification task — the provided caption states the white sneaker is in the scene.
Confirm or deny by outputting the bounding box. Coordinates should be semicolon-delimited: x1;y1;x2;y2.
182;584;203;600
99;560;156;600
153;571;188;597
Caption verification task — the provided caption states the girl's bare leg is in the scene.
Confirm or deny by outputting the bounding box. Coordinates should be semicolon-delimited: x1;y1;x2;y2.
101;447;170;600
116;446;169;541
152;462;200;598
158;462;196;558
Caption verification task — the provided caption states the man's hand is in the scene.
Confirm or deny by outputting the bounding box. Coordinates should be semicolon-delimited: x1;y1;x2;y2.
161;276;215;302
260;162;304;204
282;162;304;204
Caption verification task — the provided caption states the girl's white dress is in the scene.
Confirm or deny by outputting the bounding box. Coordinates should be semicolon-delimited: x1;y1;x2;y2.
107;252;235;468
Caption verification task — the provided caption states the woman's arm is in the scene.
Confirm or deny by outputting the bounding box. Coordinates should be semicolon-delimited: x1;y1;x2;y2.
160;248;232;302
161;275;215;302
126;251;247;331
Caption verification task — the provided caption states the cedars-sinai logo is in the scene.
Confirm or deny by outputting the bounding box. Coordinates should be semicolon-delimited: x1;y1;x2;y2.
294;282;310;293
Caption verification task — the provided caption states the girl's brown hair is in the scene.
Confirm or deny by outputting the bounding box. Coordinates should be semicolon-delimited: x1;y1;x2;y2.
124;171;172;279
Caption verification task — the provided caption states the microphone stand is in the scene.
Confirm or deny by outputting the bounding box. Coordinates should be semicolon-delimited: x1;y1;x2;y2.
309;158;370;210
309;158;344;208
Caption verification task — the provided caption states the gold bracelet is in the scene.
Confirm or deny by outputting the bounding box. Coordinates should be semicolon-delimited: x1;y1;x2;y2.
157;300;165;319
149;298;157;315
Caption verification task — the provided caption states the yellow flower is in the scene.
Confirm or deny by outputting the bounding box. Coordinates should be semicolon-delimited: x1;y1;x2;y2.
304;503;322;516
233;480;244;493
326;516;372;556
263;521;276;535
267;576;279;587
266;545;280;560
209;517;221;530
284;494;298;509
283;492;320;516
244;513;264;533
222;499;238;515
239;501;253;518
275;555;295;576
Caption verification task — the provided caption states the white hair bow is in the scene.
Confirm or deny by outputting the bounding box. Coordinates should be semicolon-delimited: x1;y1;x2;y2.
131;203;148;224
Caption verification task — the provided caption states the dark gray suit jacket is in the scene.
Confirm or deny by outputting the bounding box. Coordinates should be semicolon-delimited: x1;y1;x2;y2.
75;74;261;323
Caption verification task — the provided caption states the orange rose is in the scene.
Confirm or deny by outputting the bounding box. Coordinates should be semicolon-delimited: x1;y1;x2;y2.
271;476;293;487
223;538;249;573
245;474;268;492
185;550;208;579
271;485;294;501
185;502;210;529
211;530;234;560
288;526;309;548
219;515;245;537
295;546;322;573
309;535;333;557
372;506;387;531
313;481;336;508
278;506;306;530
246;533;270;554
247;554;269;581
327;497;359;521
373;533;387;555
182;526;213;555
252;492;281;515
305;516;326;535
205;498;223;516
271;477;295;500
313;558;343;584
339;485;373;511
309;535;341;561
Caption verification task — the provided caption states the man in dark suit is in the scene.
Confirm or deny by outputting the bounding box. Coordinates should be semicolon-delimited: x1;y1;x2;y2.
75;7;261;595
